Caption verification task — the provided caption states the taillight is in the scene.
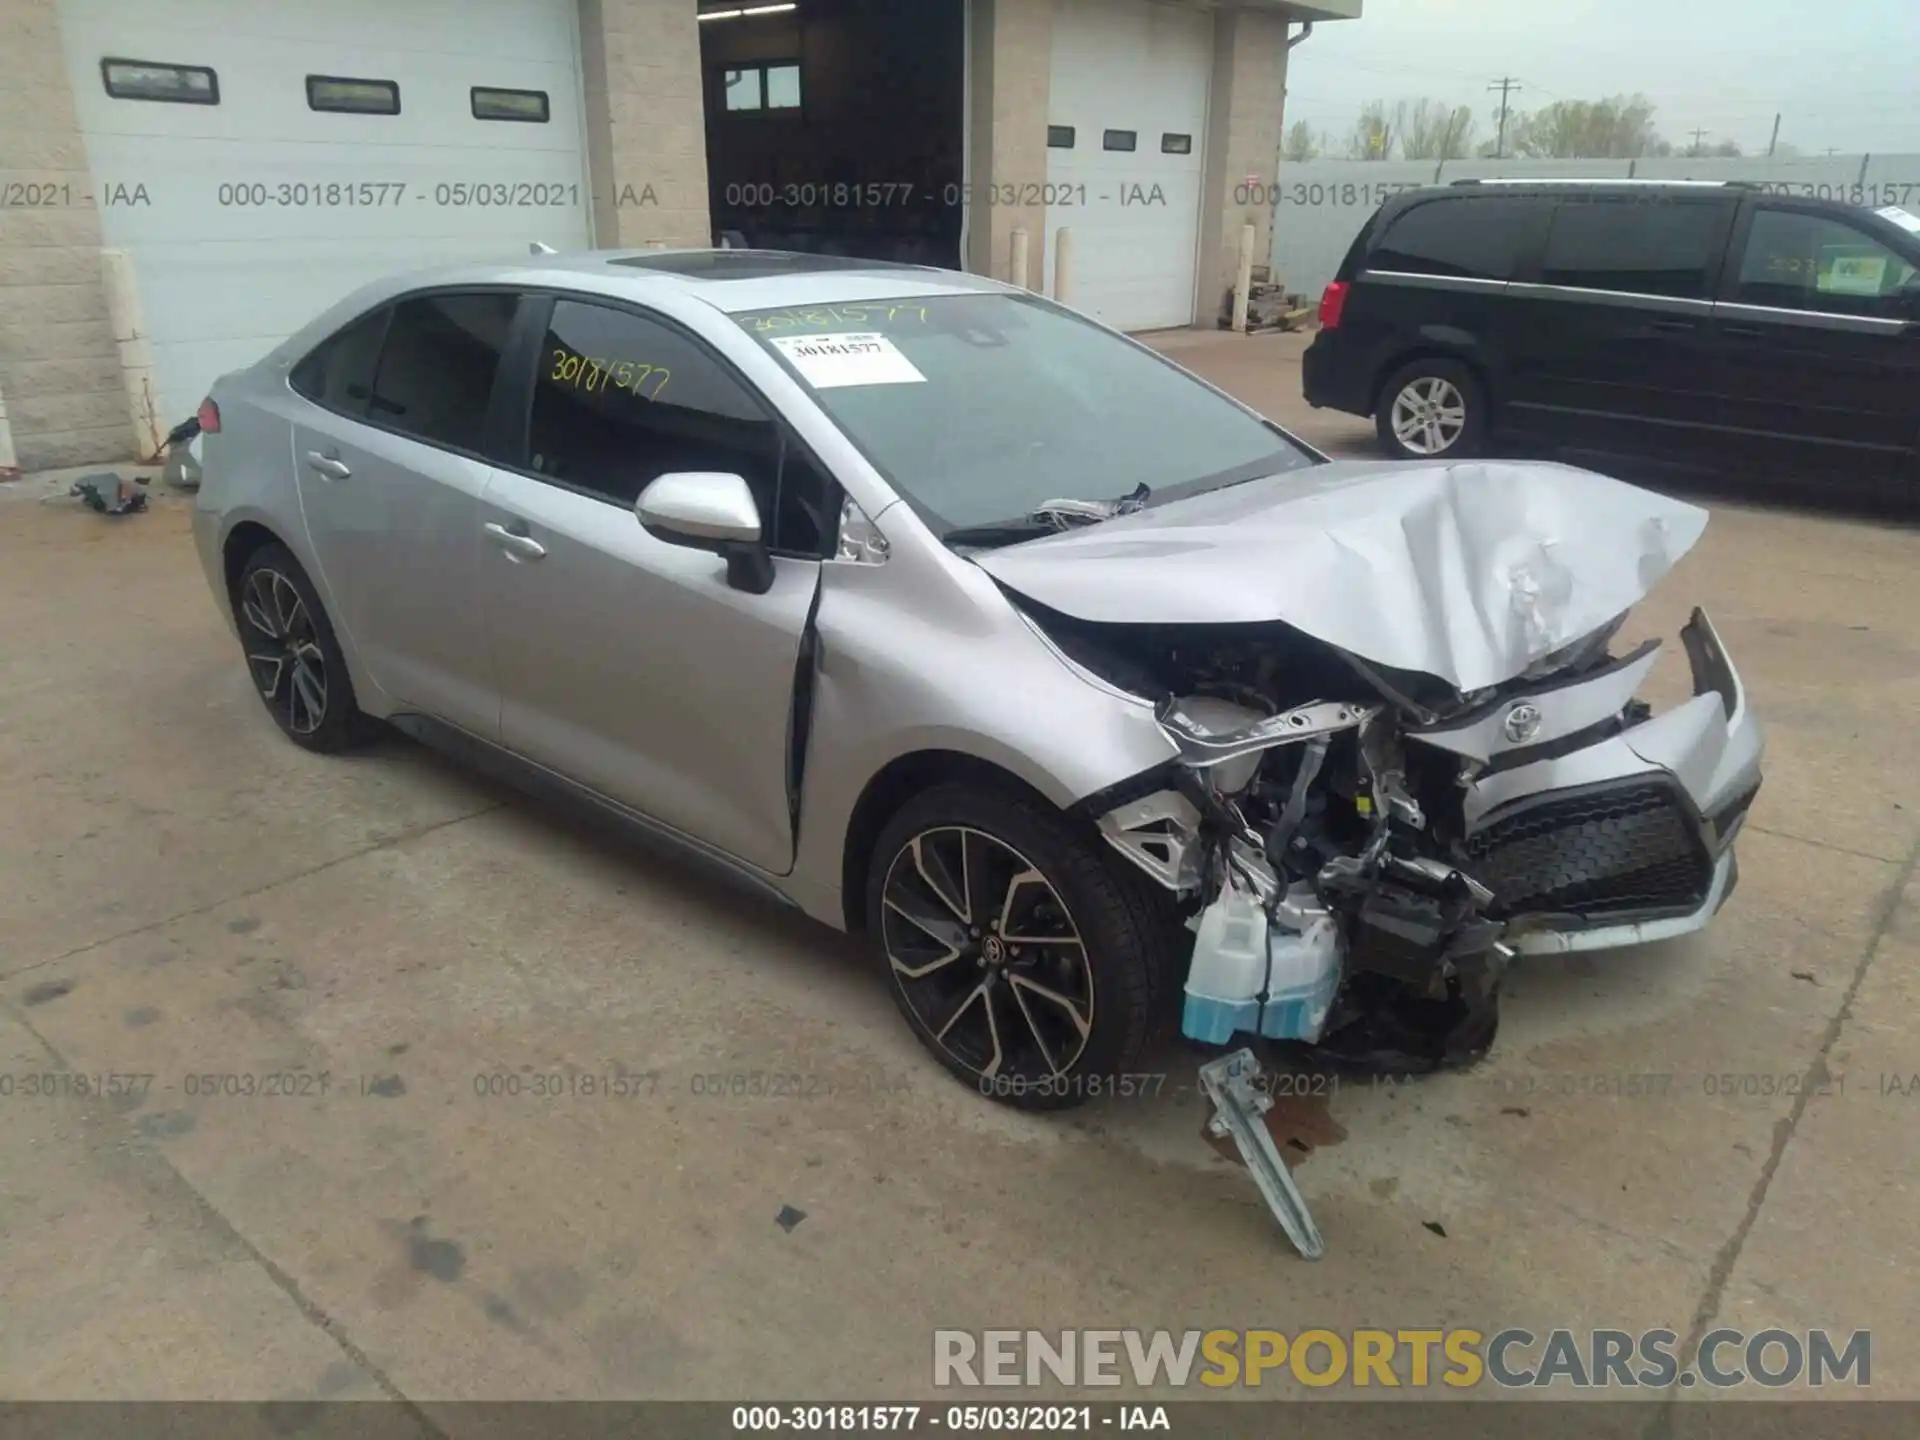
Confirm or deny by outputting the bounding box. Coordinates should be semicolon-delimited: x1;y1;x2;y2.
196;397;221;433
1317;281;1350;330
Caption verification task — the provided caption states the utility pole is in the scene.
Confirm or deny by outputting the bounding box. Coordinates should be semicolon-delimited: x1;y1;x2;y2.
1687;127;1709;156
1767;113;1782;157
1488;77;1522;159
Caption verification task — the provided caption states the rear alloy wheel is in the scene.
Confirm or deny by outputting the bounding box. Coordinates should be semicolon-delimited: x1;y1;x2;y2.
868;784;1175;1111
1376;358;1487;461
233;543;377;753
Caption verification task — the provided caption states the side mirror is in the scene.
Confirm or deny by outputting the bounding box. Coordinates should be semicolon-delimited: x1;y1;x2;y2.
635;471;774;594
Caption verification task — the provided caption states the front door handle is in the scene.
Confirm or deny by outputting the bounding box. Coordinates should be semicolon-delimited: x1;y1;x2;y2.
1650;317;1699;333
306;451;351;480
1721;323;1767;339
484;521;547;561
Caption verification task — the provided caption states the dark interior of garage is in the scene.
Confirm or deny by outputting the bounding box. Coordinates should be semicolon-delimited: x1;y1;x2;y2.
700;0;966;266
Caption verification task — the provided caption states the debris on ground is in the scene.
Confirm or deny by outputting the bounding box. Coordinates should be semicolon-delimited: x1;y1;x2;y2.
1423;1220;1448;1238
162;415;203;490
1218;265;1312;332
1198;1049;1344;1260
774;1204;807;1233
70;472;149;515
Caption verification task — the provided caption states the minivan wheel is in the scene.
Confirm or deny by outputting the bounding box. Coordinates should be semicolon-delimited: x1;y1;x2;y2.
232;543;378;753
866;783;1176;1112
1376;358;1486;460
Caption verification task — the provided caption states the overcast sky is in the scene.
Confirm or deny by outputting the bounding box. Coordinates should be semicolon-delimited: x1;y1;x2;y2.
1285;0;1920;157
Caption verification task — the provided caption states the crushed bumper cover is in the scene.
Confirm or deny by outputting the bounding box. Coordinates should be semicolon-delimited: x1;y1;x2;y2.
1425;608;1762;954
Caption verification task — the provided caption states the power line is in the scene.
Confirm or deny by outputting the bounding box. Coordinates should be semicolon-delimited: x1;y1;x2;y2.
1488;77;1523;158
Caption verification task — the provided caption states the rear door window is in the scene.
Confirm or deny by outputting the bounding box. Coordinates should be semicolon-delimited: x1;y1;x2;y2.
367;292;518;453
1540;197;1729;299
1369;197;1538;281
290;307;388;418
1732;208;1919;318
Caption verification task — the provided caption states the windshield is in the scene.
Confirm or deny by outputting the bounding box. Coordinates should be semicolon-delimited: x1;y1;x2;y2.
735;292;1317;535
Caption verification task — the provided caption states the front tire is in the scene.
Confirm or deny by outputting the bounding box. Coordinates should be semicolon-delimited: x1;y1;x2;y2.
1375;358;1487;461
231;543;378;753
866;782;1177;1112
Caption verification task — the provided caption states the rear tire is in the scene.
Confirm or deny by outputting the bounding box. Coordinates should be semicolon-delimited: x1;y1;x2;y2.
231;543;379;754
866;782;1179;1112
1375;358;1487;461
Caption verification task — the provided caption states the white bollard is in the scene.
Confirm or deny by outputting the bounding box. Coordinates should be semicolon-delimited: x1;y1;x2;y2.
1233;221;1256;333
1009;227;1030;291
0;377;20;480
101;247;165;462
1052;227;1074;306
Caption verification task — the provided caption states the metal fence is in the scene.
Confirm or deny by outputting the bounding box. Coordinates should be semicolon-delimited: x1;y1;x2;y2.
1267;153;1920;300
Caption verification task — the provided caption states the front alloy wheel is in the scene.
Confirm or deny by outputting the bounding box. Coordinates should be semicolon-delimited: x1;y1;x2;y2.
239;567;329;736
882;826;1097;1085
866;783;1177;1111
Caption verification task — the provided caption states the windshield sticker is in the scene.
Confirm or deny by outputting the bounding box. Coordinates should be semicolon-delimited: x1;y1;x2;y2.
1877;205;1920;235
1819;252;1889;297
742;304;928;334
769;332;927;389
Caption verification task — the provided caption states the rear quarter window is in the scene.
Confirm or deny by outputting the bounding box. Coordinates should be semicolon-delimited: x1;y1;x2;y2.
1368;196;1539;281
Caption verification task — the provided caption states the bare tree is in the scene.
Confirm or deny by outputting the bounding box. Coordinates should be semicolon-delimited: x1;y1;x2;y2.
1346;101;1394;161
1399;99;1479;161
1282;119;1320;163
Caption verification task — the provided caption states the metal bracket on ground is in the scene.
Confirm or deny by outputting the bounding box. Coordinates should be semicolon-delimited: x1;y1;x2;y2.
1198;1047;1326;1260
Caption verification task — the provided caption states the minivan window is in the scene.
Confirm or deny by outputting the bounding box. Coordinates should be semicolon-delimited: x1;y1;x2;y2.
368;292;517;453
1734;208;1919;318
1540;198;1726;300
1370;196;1536;281
290;306;387;418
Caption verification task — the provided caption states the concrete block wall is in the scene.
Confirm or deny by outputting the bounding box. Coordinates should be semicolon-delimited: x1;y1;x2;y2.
965;0;1052;287
578;0;713;248
1198;7;1292;322
0;0;130;468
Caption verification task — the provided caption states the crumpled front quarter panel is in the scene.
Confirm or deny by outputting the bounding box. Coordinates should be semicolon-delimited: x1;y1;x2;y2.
784;537;1180;930
977;460;1710;693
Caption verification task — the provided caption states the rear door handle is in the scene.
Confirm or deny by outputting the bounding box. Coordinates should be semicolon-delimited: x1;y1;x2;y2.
1722;323;1767;339
484;521;547;561
1650;317;1699;333
306;451;351;480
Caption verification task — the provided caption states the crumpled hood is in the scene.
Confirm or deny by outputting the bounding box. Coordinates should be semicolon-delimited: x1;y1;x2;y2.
976;459;1709;693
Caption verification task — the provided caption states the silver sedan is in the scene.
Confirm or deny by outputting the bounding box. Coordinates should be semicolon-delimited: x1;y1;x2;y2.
192;249;1764;1110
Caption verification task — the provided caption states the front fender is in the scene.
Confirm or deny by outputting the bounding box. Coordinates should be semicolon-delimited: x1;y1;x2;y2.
783;548;1178;928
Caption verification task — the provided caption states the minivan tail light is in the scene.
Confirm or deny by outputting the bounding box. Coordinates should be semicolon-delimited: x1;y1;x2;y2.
1318;281;1350;330
196;397;221;433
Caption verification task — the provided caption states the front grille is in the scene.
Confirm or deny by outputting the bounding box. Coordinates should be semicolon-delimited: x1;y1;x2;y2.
1465;779;1713;920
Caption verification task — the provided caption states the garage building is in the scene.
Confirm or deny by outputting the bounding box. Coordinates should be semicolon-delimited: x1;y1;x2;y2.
0;0;1360;470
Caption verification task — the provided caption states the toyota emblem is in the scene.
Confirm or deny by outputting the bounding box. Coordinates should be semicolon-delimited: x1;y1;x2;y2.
1503;702;1544;744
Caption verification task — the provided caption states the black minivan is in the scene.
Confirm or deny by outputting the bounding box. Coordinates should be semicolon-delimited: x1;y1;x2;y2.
1302;180;1920;496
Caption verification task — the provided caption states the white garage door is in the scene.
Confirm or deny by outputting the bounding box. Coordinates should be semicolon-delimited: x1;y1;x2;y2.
1043;0;1211;332
58;0;593;429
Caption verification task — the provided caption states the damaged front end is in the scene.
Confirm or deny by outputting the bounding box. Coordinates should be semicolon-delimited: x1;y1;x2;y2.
1060;602;1761;1076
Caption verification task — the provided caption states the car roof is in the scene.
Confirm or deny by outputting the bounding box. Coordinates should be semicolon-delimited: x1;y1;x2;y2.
347;248;1016;316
